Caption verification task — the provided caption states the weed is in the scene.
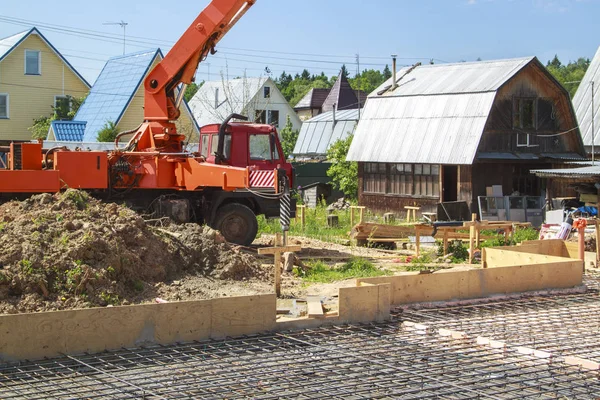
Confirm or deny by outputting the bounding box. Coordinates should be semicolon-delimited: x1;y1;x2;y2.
56;214;64;222
65;264;84;290
299;258;388;283
480;227;539;248
64;190;89;210
437;240;469;263
0;272;7;283
59;233;69;246
100;291;119;306
0;222;5;232
18;260;35;275
106;266;115;275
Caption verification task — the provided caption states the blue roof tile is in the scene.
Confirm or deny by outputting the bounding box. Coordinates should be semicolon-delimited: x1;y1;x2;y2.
75;49;161;142
51;121;86;141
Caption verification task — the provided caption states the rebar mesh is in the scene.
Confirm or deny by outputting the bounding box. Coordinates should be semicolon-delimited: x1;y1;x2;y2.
1;274;600;399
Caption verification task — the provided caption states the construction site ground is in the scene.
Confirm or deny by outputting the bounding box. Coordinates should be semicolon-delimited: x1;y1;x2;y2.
1;272;599;399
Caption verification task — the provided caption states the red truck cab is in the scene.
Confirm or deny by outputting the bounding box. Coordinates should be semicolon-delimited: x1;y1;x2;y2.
200;122;294;188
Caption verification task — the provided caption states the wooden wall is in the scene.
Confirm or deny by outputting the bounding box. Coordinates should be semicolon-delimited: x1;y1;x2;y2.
478;60;584;156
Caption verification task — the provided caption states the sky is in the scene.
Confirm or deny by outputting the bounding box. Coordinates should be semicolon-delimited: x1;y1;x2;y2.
0;0;598;85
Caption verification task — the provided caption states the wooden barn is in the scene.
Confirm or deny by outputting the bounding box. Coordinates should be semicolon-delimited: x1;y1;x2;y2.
347;57;586;217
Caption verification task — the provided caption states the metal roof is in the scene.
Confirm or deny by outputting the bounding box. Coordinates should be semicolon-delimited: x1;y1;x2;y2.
531;164;600;179
294;88;329;110
75;49;160;142
373;57;534;97
347;57;536;165
293;109;359;156
188;77;269;127
0;28;90;87
573;46;600;148
49;121;86;141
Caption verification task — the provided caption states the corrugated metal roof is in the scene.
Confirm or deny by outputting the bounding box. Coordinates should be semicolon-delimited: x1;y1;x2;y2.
50;121;86;141
293;109;359;156
347;57;537;165
76;49;160;142
573;46;600;148
531;165;600;178
188;77;268;127
373;57;534;97
348;93;495;164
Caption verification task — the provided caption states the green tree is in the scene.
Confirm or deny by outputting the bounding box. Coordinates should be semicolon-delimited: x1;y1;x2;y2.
279;116;299;159
326;134;358;199
96;121;119;142
184;81;203;102
546;55;591;97
340;64;349;80
383;64;392;80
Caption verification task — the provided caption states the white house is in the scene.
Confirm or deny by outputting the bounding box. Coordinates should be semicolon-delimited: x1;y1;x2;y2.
188;77;302;132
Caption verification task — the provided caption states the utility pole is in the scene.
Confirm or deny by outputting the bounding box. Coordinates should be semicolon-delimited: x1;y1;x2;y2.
356;53;361;119
103;21;128;55
593;81;596;165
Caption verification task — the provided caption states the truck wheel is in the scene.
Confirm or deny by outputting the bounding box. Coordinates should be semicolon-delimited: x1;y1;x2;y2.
214;203;258;246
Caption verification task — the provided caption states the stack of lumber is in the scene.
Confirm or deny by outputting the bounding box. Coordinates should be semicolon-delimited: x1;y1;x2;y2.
351;223;415;242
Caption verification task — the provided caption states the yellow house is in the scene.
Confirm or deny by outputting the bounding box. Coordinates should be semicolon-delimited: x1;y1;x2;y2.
0;28;90;141
48;49;199;143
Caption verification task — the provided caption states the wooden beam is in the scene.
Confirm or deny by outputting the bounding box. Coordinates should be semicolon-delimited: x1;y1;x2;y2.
258;246;302;255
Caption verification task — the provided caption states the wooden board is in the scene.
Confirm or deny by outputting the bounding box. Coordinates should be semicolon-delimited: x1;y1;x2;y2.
307;296;324;318
357;260;583;306
0;294;276;362
338;283;390;324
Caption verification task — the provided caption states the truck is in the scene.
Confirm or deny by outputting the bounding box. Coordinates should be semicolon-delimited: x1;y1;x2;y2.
0;0;293;246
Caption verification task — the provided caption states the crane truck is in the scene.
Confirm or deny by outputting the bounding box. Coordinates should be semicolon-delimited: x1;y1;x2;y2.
0;0;294;246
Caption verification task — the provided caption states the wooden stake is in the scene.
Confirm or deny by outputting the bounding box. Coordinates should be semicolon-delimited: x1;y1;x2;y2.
415;225;421;258
443;229;449;257
469;213;476;264
350;207;355;226
595;219;599;268
258;245;302;297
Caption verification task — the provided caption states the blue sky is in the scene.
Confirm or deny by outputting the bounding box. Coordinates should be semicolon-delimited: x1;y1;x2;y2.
0;0;598;84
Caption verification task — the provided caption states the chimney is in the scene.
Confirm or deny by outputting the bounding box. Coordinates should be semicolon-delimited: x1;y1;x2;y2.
391;54;398;91
214;88;219;109
332;102;337;130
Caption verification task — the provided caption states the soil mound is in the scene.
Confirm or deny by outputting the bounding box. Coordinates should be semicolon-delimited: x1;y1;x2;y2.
0;190;261;313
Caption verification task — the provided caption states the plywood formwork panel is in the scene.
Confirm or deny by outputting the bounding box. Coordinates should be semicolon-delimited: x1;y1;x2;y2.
0;295;276;362
358;260;583;306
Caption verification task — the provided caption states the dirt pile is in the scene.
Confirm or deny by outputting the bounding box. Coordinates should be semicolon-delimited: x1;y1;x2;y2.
0;190;262;313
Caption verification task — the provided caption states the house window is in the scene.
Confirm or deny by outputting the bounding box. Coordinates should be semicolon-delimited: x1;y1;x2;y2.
0;94;8;119
513;98;536;130
388;164;413;195
363;163;387;193
516;133;539;148
25;50;41;75
255;110;266;124
264;86;271;98
267;110;279;127
363;163;440;197
54;96;71;119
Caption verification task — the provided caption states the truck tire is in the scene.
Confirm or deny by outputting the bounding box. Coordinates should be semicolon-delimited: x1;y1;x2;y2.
214;203;258;246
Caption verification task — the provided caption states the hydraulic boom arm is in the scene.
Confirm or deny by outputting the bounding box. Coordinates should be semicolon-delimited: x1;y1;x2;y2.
145;0;255;122
126;0;255;153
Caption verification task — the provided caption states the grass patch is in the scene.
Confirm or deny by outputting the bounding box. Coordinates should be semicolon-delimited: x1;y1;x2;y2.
298;258;388;283
480;227;539;248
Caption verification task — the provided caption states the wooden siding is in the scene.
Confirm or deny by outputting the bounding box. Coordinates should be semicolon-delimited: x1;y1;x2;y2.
0;34;89;140
478;61;584;156
117;56;199;143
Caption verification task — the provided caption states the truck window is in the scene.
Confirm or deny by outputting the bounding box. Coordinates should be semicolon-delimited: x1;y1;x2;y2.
249;134;272;161
211;134;231;159
200;135;210;157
